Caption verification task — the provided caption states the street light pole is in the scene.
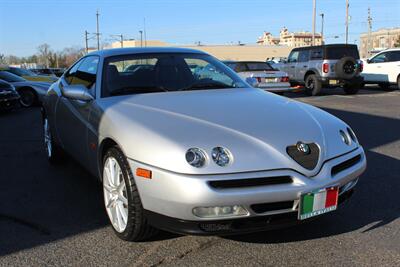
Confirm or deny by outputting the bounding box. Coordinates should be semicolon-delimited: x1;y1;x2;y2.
96;10;100;50
345;0;349;44
139;31;143;47
312;0;316;46
85;30;89;53
320;13;324;45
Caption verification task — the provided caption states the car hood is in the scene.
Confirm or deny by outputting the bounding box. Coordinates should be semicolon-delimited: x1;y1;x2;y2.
98;88;358;176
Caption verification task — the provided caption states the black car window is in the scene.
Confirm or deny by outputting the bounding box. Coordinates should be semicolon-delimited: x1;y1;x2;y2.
65;56;99;89
288;51;299;63
245;62;274;71
370;52;389;63
235;63;247;72
325;46;360;59
298;50;310;62
387;51;400;62
310;48;323;59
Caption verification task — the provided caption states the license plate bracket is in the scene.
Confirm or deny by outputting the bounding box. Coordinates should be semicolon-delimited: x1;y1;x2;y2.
298;186;339;220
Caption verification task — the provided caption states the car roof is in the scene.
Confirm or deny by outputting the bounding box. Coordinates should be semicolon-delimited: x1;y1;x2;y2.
87;47;208;58
291;44;358;51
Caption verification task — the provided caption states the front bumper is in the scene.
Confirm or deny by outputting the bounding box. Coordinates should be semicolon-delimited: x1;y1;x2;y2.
129;146;366;229
0;94;20;110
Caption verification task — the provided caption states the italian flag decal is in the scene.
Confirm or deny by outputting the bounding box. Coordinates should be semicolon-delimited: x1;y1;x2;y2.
299;187;339;220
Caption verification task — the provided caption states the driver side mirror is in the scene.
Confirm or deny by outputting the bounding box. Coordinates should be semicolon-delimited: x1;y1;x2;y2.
61;84;94;101
366;59;371;64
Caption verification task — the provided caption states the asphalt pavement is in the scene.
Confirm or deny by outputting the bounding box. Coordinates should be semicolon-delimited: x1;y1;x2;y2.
0;87;399;266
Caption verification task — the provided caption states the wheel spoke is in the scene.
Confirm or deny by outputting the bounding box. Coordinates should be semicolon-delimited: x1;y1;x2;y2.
119;194;128;206
115;203;123;230
117;202;127;224
104;184;113;193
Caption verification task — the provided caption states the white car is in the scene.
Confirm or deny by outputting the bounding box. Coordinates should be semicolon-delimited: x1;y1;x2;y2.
223;61;294;93
361;48;400;90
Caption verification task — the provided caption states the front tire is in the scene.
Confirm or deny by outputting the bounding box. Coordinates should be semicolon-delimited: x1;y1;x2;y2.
304;74;322;96
43;115;63;163
102;147;157;241
19;89;37;107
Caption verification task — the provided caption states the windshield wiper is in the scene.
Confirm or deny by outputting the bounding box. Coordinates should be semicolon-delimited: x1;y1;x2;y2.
110;86;168;96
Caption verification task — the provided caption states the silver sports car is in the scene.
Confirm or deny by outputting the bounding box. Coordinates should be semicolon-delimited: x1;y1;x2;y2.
42;47;366;241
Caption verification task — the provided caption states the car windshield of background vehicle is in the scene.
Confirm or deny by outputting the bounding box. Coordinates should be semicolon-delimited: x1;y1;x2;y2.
10;68;37;76
325;46;360;59
102;53;247;97
245;62;274;71
0;71;26;82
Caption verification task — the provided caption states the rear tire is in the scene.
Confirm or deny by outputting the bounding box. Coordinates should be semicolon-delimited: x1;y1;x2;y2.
304;74;322;96
103;146;157;241
343;83;360;95
397;75;400;90
18;88;37;107
378;83;392;91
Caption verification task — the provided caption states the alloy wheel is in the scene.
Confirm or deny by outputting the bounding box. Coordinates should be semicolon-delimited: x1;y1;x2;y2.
103;157;129;233
43;118;52;158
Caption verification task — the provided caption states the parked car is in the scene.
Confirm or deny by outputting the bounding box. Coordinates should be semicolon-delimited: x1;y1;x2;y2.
0;79;20;111
282;44;364;96
0;70;51;107
30;68;65;78
361;48;400;90
0;66;58;82
42;47;366;241
223;61;293;93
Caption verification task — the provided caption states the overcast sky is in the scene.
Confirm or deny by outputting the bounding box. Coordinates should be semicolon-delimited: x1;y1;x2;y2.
1;0;399;56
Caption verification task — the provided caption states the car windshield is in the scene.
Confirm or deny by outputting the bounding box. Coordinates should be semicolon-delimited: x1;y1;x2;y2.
245;62;274;71
102;53;247;97
0;71;26;82
325;46;360;59
9;67;37;76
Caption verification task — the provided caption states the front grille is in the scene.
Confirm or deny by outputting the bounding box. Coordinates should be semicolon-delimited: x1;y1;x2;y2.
331;154;362;176
286;143;320;170
208;176;292;189
251;201;294;214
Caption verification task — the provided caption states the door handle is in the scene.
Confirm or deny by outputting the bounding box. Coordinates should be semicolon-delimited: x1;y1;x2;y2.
303;65;307;68
291;66;295;68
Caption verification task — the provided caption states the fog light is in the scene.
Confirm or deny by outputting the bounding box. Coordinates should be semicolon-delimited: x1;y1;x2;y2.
192;205;248;218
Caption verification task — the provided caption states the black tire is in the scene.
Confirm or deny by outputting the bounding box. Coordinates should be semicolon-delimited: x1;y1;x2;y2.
304;74;322;96
378;83;393;91
343;84;360;95
103;146;157;241
43;114;64;163
397;75;400;90
335;57;358;80
18;88;37;107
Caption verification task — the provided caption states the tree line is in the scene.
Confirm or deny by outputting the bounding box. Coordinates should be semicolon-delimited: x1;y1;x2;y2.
0;43;86;69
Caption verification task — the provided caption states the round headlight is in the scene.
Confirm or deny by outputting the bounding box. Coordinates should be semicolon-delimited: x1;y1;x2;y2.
340;130;351;145
211;147;232;167
185;148;206;168
347;127;358;143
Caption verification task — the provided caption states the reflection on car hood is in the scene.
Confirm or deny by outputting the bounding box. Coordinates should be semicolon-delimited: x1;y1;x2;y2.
98;88;358;175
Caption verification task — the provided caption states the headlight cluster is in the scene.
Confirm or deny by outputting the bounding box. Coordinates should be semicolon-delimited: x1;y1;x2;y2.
185;147;232;168
340;127;358;145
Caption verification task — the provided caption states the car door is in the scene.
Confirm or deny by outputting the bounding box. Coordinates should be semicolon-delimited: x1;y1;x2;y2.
363;52;390;82
296;50;310;82
284;51;300;81
55;56;99;166
386;51;400;83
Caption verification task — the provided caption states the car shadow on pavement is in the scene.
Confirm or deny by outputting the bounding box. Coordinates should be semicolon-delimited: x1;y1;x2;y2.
226;107;400;244
286;86;398;98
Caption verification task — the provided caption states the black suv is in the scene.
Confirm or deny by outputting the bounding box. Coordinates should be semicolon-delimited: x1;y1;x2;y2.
282;44;364;95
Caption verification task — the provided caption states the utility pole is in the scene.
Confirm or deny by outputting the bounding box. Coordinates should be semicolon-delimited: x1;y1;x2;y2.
345;0;349;44
139;30;143;47
312;0;316;46
85;30;89;53
144;18;147;47
96;10;100;50
320;13;324;45
110;34;124;48
367;7;373;56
